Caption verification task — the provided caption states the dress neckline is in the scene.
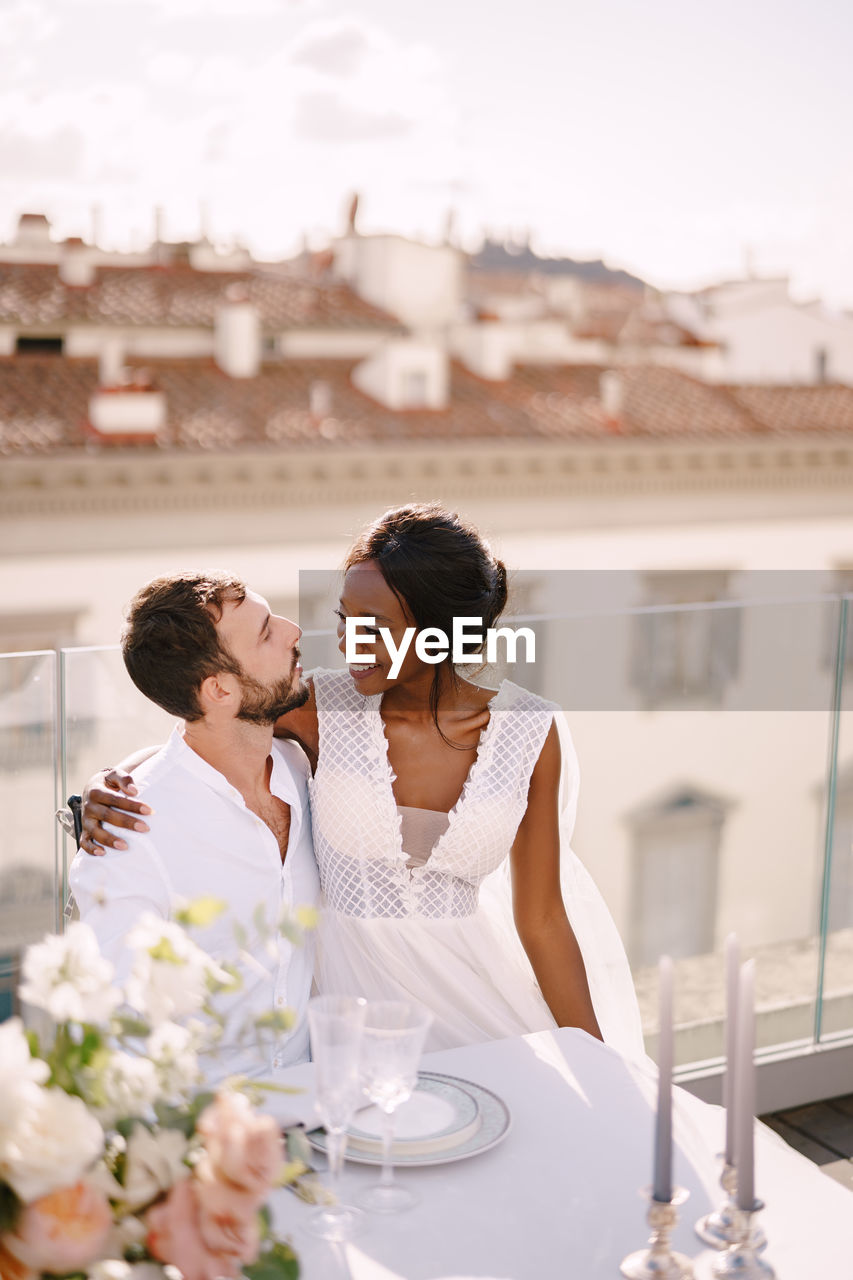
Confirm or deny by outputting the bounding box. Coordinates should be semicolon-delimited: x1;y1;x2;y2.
367;681;509;864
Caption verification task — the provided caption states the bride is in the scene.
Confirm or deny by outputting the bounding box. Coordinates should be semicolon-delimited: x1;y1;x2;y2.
79;503;644;1059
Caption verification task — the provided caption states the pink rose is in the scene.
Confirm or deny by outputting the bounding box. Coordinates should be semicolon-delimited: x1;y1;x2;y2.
145;1179;231;1280
196;1091;283;1202
0;1243;37;1280
3;1180;112;1274
194;1165;260;1266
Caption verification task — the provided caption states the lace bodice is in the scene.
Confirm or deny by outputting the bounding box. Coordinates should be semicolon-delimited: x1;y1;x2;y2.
309;668;556;920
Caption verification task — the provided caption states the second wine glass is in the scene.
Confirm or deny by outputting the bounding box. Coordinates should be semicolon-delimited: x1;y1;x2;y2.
306;994;367;1241
355;1000;433;1213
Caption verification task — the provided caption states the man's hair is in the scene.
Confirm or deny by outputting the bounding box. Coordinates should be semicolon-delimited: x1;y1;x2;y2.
122;572;247;720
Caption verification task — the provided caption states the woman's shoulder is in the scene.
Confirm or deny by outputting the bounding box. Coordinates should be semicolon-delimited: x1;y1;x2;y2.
493;678;561;720
309;666;366;712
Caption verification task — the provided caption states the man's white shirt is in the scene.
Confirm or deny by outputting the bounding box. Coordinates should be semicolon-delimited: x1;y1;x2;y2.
70;727;319;1084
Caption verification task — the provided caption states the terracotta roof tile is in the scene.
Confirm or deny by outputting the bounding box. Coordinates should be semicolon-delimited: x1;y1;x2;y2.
0;263;402;332
1;357;852;458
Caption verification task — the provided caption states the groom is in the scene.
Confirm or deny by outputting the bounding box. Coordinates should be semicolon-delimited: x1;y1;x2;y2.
69;572;320;1083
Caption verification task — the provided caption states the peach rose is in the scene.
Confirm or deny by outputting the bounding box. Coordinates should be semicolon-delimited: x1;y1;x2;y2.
196;1091;282;1202
0;1242;36;1280
3;1180;112;1274
194;1169;260;1267
145;1178;230;1280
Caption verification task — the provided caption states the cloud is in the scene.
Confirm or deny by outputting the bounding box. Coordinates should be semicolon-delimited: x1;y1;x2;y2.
290;21;369;77
293;90;411;143
0;125;84;178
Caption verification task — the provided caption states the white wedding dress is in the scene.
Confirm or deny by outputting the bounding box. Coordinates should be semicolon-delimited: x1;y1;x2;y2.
309;668;645;1060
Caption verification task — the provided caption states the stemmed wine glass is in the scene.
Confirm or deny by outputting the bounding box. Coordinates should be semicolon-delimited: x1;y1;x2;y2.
355;1000;433;1213
305;994;367;1240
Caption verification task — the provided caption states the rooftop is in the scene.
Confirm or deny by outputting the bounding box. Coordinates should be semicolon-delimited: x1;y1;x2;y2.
0;262;403;332
3;357;853;458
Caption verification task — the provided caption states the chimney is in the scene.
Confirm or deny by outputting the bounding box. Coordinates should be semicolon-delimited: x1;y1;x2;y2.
310;379;333;417
214;286;261;378
88;369;166;443
352;339;448;410
599;370;624;420
16;213;52;247
90;203;103;248
99;338;125;388
59;237;95;287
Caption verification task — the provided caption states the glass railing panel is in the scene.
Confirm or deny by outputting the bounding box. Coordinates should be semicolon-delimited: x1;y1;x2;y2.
0;650;58;1020
59;646;175;910
497;594;839;1068
34;579;846;1070
818;594;853;1042
301;587;839;1068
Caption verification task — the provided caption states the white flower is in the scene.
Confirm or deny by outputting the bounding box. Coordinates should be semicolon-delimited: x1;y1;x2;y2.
88;1263;132;1280
146;1021;202;1100
96;1212;147;1264
124;915;230;1026
0;1086;104;1202
117;1124;189;1212
20;922;121;1025
0;1018;50;1141
95;1052;160;1127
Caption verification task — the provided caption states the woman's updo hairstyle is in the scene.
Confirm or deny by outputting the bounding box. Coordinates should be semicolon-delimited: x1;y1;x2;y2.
344;503;508;741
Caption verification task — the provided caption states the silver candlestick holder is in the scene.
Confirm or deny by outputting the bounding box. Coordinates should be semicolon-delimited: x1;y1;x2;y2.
711;1200;775;1278
695;1157;766;1252
620;1187;695;1280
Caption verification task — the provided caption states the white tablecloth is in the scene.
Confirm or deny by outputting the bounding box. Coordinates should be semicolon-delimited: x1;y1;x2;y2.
269;1028;852;1279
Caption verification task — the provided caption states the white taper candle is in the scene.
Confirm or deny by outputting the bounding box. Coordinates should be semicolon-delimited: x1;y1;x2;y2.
724;933;739;1166
734;959;756;1211
652;954;673;1203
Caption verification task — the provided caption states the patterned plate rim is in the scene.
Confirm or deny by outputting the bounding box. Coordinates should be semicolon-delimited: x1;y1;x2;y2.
308;1070;512;1167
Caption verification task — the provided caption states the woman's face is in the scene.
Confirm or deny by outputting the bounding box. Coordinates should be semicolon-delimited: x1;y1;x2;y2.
336;561;432;695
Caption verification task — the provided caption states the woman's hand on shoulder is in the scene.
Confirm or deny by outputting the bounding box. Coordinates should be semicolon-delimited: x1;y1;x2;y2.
274;674;319;770
80;768;151;855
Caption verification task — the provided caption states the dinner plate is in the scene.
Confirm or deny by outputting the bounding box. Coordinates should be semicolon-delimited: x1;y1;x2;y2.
307;1070;511;1167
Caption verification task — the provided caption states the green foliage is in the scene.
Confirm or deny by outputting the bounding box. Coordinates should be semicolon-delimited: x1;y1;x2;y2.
254;1008;296;1033
0;1181;22;1234
112;1014;152;1038
147;936;182;964
244;1240;300;1280
174;896;227;928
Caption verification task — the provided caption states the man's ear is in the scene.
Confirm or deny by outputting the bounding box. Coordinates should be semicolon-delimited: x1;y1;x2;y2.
198;671;239;712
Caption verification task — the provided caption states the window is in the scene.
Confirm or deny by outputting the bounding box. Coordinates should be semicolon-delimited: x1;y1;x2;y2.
630;571;739;707
626;785;730;967
15;336;64;355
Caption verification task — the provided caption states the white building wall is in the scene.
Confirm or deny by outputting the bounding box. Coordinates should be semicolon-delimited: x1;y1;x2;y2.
687;280;853;385
278;329;394;359
65;326;214;358
337;234;463;331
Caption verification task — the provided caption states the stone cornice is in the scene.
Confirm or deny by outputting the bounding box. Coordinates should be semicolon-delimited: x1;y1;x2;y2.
4;434;853;506
3;434;853;556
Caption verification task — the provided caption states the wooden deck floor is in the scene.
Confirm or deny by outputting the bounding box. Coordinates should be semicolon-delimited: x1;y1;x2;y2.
761;1093;853;1191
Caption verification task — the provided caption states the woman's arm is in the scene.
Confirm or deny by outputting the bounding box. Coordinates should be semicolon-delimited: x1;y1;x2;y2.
78;747;160;855
510;721;603;1041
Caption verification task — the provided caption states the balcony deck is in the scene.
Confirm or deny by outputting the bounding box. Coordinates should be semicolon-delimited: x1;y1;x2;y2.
763;1093;853;1190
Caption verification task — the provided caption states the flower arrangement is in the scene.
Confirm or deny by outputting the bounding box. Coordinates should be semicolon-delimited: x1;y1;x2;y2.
0;900;314;1280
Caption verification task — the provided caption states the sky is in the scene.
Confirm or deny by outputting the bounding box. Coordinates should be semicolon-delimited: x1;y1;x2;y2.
1;0;852;306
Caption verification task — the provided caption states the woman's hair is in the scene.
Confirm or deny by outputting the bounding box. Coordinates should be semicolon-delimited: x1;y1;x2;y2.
344;503;507;742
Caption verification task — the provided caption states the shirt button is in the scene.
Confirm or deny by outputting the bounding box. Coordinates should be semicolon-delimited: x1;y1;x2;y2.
276;995;285;1007
273;1056;282;1068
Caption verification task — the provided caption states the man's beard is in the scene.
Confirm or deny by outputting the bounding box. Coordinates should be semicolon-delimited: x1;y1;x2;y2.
236;669;310;725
